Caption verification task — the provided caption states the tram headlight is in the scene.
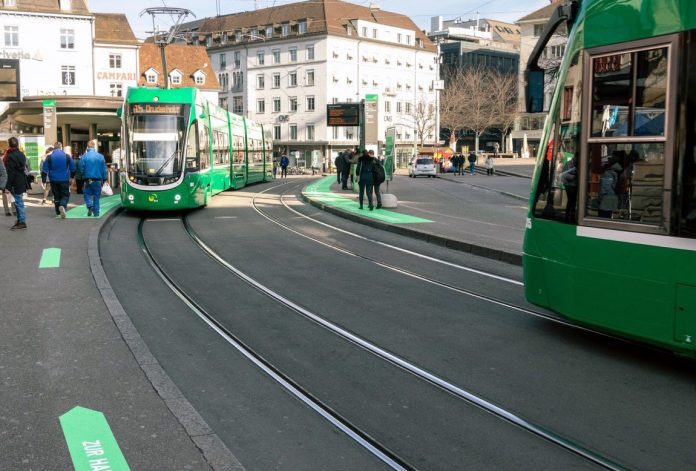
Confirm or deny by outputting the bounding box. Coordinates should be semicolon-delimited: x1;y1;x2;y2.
174;194;181;201
128;194;134;201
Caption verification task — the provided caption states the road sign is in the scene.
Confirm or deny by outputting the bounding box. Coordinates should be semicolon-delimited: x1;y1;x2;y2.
327;103;361;127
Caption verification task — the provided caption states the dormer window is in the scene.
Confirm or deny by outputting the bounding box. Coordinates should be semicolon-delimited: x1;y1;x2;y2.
59;0;71;11
265;25;273;38
221;32;228;44
251;27;258;38
193;70;206;85
235;31;241;42
298;21;307;34
4;0;16;6
346;25;352;36
144;68;158;84
281;23;289;37
170;70;183;85
206;36;212;47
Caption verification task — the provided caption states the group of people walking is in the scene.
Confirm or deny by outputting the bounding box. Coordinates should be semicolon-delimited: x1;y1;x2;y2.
334;148;385;210
449;152;495;176
0;137;108;230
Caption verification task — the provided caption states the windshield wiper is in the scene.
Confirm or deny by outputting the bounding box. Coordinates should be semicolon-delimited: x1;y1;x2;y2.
154;150;179;176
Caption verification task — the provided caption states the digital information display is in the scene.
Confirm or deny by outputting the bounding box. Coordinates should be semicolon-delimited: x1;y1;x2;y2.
327;103;361;127
131;103;183;114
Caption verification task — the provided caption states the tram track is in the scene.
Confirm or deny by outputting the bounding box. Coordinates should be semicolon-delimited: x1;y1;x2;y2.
176;211;627;471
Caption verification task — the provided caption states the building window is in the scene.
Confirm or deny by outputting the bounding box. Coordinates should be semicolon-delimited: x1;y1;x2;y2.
534;24;544;36
61;65;75;86
273;125;281;140
257;74;265;89
170;73;181;85
396;101;402;113
397;33;402;43
4;0;16;6
250;27;258;38
3;26;17;46
234;51;241;68
289;97;298;112
257;99;265;113
146;72;157;84
60;29;74;49
272;73;280;88
273;97;281;112
406;102;412;114
257;51;264;65
289;48;297;62
289;72;297;87
306;96;315;111
195;74;205;85
385;101;391;112
206;36;212;47
373;29;377;39
265;25;273;39
282;23;289;37
307;124;314;140
362;27;367;37
289;124;297;140
233;96;243;114
221;32;228;45
332;127;338;139
235;30;241;42
109;54;121;69
306;69;314;86
220;53;226;68
232;71;243;90
307;45;315;60
218;73;228;91
109;83;122;97
406;35;411;45
219;97;228;109
299;21;307;34
273;49;280;64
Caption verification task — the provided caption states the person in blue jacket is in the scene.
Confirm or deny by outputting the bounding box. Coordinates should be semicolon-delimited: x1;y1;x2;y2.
280;154;289;178
79;139;108;217
42;141;75;218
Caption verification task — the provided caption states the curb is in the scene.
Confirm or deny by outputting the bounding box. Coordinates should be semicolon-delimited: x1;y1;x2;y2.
89;208;245;471
300;192;522;266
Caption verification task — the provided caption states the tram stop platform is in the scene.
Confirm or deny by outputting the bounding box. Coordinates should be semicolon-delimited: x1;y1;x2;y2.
0;186;236;470
302;159;536;266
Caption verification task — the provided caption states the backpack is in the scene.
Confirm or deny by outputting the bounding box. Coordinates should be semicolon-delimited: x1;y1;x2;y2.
372;160;385;184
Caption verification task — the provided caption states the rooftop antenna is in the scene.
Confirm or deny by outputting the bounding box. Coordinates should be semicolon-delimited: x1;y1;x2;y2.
140;7;195;89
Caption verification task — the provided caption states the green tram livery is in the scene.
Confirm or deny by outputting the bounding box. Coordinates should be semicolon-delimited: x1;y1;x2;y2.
120;87;273;210
523;0;696;355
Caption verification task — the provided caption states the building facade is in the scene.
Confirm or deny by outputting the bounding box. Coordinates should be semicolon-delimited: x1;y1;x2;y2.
93;13;139;98
198;0;438;166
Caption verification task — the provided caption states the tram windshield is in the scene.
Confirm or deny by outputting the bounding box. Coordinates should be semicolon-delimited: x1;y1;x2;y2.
126;103;189;181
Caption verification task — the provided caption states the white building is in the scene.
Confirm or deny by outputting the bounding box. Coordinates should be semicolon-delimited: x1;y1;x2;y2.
93;13;138;98
199;0;439;166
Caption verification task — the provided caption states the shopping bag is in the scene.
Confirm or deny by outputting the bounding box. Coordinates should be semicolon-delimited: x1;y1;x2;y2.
101;182;113;196
7;192;15;204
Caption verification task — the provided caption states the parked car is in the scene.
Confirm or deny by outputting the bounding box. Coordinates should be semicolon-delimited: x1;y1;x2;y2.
408;157;436;178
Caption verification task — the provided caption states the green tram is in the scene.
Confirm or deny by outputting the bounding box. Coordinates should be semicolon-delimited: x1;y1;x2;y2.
120;87;273;210
523;0;696;355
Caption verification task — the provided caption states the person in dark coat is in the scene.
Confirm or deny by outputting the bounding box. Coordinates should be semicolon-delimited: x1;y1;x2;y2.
368;150;383;209
0;153;12;217
334;152;344;184
468;151;477;175
5;136;30;229
41;141;75;218
355;150;376;210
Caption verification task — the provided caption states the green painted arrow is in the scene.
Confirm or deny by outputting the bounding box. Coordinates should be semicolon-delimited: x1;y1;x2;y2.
59;406;130;471
39;248;61;269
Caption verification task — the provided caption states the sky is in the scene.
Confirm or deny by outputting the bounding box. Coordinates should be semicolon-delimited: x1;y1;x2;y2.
88;0;551;40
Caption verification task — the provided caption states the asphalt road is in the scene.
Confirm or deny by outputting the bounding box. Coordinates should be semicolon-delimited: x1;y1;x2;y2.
101;177;696;470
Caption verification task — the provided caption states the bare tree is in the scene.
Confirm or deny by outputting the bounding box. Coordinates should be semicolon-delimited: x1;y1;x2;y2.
488;69;519;153
459;66;498;152
439;69;467;150
406;92;437;148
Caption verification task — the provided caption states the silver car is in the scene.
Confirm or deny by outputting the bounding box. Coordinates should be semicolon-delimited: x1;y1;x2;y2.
408;157;436;178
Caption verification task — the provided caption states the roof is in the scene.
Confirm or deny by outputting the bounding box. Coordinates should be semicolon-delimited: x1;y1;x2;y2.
94;13;138;46
0;0;90;15
517;2;559;23
138;43;221;90
486;19;521;47
198;0;436;53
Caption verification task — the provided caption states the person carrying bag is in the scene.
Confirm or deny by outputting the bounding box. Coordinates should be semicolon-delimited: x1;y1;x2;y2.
78;139;108;217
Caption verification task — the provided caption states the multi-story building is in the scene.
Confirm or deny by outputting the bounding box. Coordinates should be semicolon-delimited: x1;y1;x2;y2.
514;0;568;158
198;0;438;166
93;13;139;99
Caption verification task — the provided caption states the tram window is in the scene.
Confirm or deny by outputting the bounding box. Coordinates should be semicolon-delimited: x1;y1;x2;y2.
185;122;199;171
584;143;664;224
534;52;582;223
199;122;210;169
635;48;667;136
591;53;632;137
678;31;696;238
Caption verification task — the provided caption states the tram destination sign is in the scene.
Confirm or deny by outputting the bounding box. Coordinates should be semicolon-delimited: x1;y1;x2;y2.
131;103;183;114
327;103;361;127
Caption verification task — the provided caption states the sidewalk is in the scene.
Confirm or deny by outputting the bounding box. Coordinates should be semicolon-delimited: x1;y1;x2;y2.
0;186;237;470
303;174;529;265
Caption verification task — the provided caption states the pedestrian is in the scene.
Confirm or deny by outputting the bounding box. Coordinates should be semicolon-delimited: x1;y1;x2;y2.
74;153;84;195
0;152;7;213
468;150;477;175
561;156;578;223
1;148;15;217
79;139;108;217
485;155;495;176
355;149;376;210
4;136;30;230
369;150;383;209
39;146;53;205
341;150;352;189
334;152;344;184
272;157;278;178
280;154;289;178
42;141;76;219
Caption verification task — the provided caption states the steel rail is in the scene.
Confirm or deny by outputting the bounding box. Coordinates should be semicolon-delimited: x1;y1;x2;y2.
183;215;628;471
136;217;413;471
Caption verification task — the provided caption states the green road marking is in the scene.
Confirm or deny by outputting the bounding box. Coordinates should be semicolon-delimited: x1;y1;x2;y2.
65;195;121;219
304;176;432;224
60;406;130;471
39;248;61;268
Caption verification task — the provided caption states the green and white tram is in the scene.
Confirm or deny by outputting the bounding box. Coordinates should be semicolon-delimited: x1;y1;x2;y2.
120;87;272;210
523;0;696;355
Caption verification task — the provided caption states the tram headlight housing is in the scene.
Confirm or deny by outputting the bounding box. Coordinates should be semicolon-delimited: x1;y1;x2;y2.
128;194;134;201
174;194;181;201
